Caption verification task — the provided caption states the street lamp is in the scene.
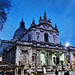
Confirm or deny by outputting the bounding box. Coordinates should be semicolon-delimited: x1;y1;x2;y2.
65;42;72;70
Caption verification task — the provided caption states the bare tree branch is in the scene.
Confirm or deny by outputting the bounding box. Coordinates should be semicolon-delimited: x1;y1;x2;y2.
0;0;11;31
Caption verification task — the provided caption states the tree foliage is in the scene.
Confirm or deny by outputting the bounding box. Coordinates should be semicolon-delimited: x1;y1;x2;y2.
0;0;11;31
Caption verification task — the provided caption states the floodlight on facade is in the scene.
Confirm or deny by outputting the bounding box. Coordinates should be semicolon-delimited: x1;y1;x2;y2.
65;42;70;47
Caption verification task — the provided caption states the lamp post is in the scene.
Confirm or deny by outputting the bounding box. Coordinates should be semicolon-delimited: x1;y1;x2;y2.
65;42;72;70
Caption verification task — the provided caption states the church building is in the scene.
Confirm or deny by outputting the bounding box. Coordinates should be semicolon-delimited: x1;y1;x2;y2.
0;12;75;75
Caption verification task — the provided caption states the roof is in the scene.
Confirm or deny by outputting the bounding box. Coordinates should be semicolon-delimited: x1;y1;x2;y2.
0;61;15;69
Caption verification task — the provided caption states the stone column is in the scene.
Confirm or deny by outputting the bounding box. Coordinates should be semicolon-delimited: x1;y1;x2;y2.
28;49;32;66
15;68;18;75
64;52;67;69
47;52;50;66
70;52;72;70
45;51;47;65
42;33;44;42
37;51;41;68
32;31;35;41
46;52;50;70
40;32;43;42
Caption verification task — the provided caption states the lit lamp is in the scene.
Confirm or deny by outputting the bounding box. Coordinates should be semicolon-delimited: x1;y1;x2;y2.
65;42;72;70
65;42;70;47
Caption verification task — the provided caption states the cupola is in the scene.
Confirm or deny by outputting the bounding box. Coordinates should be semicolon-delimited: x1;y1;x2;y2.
13;18;27;38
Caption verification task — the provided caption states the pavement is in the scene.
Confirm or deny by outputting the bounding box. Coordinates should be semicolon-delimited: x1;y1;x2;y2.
45;71;75;75
25;71;75;75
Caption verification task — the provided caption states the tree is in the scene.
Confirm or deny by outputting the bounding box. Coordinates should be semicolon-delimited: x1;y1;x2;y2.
0;0;11;31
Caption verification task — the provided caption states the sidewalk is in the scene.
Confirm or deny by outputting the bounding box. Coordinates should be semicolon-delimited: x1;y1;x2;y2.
24;71;75;75
46;71;75;75
46;71;64;75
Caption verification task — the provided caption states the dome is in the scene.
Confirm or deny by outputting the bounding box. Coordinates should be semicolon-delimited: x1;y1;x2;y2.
14;27;27;37
13;18;27;38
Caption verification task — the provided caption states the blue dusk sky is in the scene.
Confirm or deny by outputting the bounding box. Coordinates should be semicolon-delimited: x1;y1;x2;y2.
0;0;75;46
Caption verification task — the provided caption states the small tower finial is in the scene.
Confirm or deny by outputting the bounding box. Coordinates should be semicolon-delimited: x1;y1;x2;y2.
31;18;35;26
32;18;35;23
39;16;42;24
48;18;51;23
33;18;35;22
44;12;46;16
44;12;47;20
22;17;23;22
55;24;58;31
40;16;42;20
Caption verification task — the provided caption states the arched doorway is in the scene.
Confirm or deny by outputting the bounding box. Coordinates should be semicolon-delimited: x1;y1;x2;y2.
40;51;46;66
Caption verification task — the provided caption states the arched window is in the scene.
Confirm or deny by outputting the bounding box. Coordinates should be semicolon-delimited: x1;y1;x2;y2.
44;33;48;42
37;36;39;41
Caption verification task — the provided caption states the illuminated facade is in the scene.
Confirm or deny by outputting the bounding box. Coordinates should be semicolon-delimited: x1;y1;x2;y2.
0;12;75;75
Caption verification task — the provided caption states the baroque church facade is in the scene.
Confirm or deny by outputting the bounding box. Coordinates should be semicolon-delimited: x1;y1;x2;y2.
0;12;75;74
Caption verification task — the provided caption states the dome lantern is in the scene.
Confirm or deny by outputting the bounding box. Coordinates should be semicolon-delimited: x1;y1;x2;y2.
43;12;47;20
31;18;36;26
20;17;25;28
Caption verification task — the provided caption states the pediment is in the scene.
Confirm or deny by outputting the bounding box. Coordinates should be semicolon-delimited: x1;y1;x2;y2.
35;23;55;31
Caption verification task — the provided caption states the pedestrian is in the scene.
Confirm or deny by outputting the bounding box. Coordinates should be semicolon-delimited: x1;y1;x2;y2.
59;72;61;75
67;69;69;75
28;65;32;75
55;69;58;75
43;67;46;75
64;70;67;75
